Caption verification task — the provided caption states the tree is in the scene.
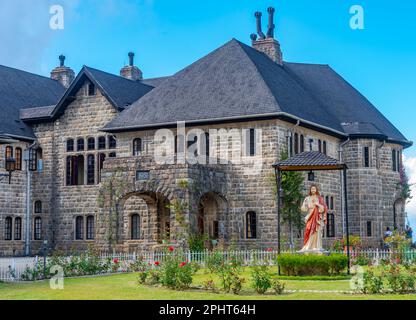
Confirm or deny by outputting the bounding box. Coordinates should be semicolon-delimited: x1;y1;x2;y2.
271;150;305;249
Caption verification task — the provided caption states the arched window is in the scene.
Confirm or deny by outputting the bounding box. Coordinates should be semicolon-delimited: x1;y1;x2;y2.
97;153;106;183
131;214;140;240
326;213;335;238
88;137;95;150
318;139;322;153
5;146;13;160
86;216;94;240
14;217;22;240
98;136;106;150
34;217;42;240
5;217;12;241
15;147;22;170
246;211;257;239
133;138;142;156
87;154;95;185
67;139;74;152
108;136;117;149
77;138;85;151
323;141;327;155
75;216;84;240
34;201;42;214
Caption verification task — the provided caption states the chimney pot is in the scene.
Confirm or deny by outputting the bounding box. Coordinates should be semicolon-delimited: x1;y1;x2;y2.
59;54;65;67
254;12;266;39
267;7;275;38
128;52;135;67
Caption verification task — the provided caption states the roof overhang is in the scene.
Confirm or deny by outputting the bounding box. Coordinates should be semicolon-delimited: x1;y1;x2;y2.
273;151;348;172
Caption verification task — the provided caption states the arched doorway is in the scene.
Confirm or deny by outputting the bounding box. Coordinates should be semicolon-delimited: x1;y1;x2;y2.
197;192;228;241
121;192;171;247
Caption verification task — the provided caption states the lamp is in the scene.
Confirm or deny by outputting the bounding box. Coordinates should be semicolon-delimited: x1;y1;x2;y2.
308;170;315;182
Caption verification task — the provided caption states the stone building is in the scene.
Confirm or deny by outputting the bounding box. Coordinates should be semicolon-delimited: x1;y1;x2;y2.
0;9;412;256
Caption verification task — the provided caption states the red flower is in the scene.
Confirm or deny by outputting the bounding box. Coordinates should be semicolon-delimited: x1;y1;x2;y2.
266;248;273;252
154;261;160;266
113;258;119;264
179;262;187;268
168;246;174;252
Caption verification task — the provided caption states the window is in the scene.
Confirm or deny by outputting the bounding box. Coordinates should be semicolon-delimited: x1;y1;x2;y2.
98;136;106;150
248;129;256;156
108;136;117;149
77;138;85;151
326;213;335;238
5;217;12;241
397;150;401;172
318;140;322;153
323;141;327;155
37;148;43;172
34;217;42;240
392;149;398;172
133;138;142;156
66;155;85;186
97;153;106;183
5;146;13;161
87;154;95;185
14;217;22;240
75;216;83;240
366;221;372;237
109;152;116;158
67;139;74;152
364;147;370;168
15;148;22;170
131;214;140;240
29;148;37;171
34;201;42;214
246;211;257;239
294;133;299;155
300;135;305;153
289;135;293;157
86;216;94;240
88;137;95;150
88;82;96;96
205;132;210;160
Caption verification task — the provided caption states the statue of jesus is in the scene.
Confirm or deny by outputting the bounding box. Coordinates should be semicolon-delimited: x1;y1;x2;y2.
299;185;328;253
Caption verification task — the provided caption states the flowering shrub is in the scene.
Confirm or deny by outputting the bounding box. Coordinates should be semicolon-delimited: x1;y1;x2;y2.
332;236;362;251
272;279;286;295
250;263;272;294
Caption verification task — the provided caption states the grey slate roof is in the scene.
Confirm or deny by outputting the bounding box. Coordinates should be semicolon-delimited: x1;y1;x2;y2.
21;66;155;122
273;151;346;170
104;38;410;147
0;65;65;139
141;76;171;87
20;105;55;120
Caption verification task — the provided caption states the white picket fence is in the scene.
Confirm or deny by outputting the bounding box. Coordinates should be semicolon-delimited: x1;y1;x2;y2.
1;249;415;282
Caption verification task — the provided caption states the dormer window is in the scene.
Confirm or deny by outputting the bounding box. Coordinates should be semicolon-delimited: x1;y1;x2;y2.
88;82;96;96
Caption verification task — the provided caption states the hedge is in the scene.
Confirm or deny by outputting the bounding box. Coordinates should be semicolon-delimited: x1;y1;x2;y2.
277;254;348;276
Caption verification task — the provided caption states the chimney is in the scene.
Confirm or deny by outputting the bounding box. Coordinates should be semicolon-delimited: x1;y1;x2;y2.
251;7;283;65
120;52;143;81
50;55;75;88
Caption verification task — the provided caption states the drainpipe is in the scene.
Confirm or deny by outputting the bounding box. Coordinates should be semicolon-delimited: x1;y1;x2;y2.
338;139;350;237
24;142;36;256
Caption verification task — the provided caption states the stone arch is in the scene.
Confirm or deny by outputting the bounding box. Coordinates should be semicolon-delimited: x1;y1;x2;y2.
195;192;229;243
119;191;171;247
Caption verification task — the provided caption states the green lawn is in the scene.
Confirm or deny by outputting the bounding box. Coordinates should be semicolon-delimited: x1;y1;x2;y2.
1;269;416;300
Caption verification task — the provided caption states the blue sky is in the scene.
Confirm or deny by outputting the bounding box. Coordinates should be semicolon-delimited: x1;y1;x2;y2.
1;0;416;236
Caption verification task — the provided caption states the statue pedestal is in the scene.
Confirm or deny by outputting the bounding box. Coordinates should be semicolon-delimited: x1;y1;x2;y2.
296;249;330;256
